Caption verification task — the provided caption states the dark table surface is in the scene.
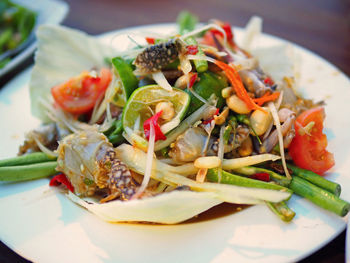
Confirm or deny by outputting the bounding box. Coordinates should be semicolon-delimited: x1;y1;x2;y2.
1;0;349;262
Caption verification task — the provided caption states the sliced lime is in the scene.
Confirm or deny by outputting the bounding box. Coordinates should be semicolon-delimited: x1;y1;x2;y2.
111;56;139;107
122;85;190;136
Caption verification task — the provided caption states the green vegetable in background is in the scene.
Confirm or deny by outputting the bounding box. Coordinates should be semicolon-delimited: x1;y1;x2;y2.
0;28;13;51
177;10;198;35
15;5;36;41
0;57;10;68
0;0;37;54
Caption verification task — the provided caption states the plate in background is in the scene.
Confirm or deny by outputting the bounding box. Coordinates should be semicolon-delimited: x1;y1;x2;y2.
0;0;69;77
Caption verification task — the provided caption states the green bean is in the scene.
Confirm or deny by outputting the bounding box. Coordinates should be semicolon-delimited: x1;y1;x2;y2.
177;11;208;73
207;168;292;193
287;163;341;196
184;37;208;73
233;166;291;187
290;176;349;217
0;152;56;167
0;161;58;181
266;201;295;222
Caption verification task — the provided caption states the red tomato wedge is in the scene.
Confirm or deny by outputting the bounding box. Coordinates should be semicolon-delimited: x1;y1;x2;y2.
51;68;112;114
289;107;335;175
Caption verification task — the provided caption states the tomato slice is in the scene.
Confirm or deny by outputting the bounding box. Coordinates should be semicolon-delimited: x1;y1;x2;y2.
289;107;335;175
51;68;112;114
201;21;236;48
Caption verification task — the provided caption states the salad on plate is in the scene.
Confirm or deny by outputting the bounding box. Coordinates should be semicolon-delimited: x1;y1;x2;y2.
0;11;348;224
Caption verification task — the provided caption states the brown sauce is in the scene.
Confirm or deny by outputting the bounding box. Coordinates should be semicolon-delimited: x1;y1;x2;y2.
182;203;249;224
118;203;249;226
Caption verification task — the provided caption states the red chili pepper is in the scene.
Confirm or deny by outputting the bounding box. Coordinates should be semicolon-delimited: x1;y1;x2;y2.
221;23;233;42
186;45;198;55
251;172;270;182
210;22;234;45
202;119;213;125
145;37;155;45
49;173;75;192
263;77;274;86
202;108;220;124
189;73;198;88
143;111;166;142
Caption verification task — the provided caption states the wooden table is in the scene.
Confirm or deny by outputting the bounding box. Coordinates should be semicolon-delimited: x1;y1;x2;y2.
0;0;349;262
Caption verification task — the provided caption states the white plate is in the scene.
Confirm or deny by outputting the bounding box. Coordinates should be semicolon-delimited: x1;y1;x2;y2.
0;24;350;263
0;0;69;77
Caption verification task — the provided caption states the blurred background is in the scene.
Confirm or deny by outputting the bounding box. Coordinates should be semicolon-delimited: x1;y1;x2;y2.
62;0;350;76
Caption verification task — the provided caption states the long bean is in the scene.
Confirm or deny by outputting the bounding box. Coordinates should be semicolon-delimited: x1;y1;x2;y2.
0;161;58;181
177;11;208;73
0;152;56;167
266;201;295;222
184;37;208;73
290;176;349;217
286;163;341;196
233;166;291;187
207;168;292;193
